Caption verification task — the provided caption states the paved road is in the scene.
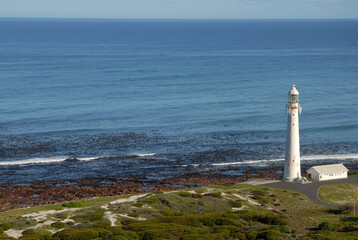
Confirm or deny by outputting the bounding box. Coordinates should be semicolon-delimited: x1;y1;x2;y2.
262;176;358;208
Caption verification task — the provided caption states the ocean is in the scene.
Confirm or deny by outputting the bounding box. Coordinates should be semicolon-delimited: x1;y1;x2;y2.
0;19;357;183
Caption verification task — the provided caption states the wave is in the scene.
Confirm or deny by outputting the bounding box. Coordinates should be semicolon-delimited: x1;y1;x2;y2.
0;157;69;166
211;153;358;167
0;156;102;166
0;153;158;166
133;153;157;157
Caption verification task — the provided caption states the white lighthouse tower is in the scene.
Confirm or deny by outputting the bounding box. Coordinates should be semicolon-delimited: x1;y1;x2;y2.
283;85;302;182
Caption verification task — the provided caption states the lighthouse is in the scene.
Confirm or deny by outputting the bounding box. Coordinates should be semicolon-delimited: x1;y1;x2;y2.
283;85;302;182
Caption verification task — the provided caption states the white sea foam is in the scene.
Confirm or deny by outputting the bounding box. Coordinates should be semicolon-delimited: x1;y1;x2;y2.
77;157;100;161
0;157;68;166
0;153;157;166
211;153;358;167
0;156;101;166
134;153;157;157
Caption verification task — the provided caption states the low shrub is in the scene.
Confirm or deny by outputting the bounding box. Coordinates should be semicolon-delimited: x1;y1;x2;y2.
96;228;112;239
180;233;223;240
160;210;182;216
66;221;75;226
88;210;105;222
71;209;105;223
257;230;282;240
214;218;237;226
51;222;66;229
279;225;290;233
128;212;140;218
318;221;340;231
191;194;203;199
251;195;269;205
133;202;144;208
251;190;265;196
200;216;216;226
121;219;137;226
339;203;353;214
246;231;258;240
179;192;192;198
52;228;99;240
0;237;16;240
229;200;243;208
62;202;83;208
142;197;159;205
20;229;52;240
239;212;286;226
204;192;222;198
0;223;11;231
21;229;37;236
340;225;357;232
10;219;37;230
91;219;112;229
107;227;139;239
54;212;69;220
348;171;358;176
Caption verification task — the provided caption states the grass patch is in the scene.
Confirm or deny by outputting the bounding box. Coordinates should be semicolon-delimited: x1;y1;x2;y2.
319;183;358;206
62;201;83;208
51;221;66;229
10;218;37;230
178;192;192;198
204;192;222;198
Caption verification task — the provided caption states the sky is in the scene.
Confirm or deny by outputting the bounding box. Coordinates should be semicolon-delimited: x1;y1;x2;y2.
0;0;357;19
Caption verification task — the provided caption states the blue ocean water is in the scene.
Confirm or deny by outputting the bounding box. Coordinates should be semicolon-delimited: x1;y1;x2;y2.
0;19;357;182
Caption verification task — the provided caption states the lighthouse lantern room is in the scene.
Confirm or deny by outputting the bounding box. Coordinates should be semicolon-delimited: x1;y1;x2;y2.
283;85;303;182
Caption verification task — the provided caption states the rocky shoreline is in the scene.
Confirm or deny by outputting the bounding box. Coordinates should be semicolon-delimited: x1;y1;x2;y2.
1;164;357;212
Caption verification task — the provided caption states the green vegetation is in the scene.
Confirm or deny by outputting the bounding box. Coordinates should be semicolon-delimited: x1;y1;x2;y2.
71;209;105;223
204;192;222;198
133;202;144;208
348;171;358;176
2;183;358;239
51;222;66;229
10;219;37;230
178;192;192;198
318;183;358;206
61;201;83;208
229;200;243;208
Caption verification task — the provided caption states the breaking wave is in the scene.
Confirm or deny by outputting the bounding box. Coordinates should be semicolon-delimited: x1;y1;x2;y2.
0;153;158;166
0;156;101;166
211;153;358;167
133;153;157;157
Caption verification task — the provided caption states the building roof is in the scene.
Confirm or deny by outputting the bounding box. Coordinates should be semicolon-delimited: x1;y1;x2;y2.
307;164;348;174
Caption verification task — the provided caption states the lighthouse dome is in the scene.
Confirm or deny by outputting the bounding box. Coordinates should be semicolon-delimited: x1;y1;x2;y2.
289;85;299;95
288;85;299;103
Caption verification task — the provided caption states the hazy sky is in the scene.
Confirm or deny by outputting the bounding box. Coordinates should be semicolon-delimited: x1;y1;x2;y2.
0;0;357;19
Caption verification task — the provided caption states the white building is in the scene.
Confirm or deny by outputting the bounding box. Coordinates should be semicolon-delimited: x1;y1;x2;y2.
306;164;348;181
283;85;302;182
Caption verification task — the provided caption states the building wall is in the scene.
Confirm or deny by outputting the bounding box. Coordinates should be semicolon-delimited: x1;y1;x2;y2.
320;172;347;181
307;169;347;181
283;104;301;181
307;169;320;180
